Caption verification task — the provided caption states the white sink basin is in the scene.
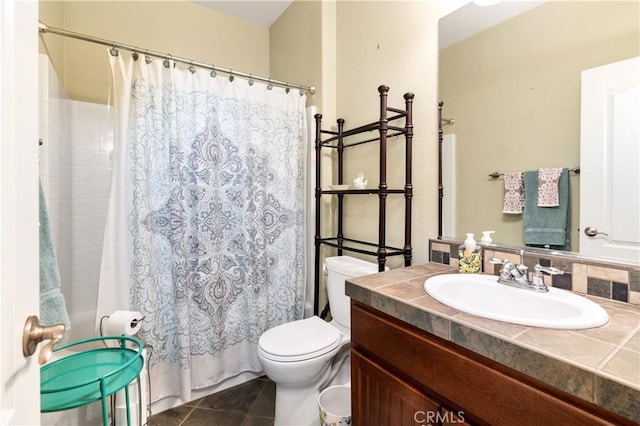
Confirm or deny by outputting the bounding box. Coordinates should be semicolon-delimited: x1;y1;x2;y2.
424;274;609;329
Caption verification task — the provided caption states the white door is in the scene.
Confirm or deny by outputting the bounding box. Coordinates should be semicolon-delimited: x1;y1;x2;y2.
0;1;41;425
580;56;640;265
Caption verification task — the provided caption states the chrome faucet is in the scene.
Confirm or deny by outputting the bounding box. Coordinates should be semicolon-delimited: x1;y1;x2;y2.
488;250;562;293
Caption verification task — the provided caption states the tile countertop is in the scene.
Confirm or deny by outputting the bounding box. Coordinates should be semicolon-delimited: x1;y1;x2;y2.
345;262;640;424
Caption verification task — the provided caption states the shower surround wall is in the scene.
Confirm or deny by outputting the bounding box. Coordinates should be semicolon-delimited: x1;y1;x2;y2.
39;55;71;292
40;53;114;425
66;99;114;339
40;54;114;341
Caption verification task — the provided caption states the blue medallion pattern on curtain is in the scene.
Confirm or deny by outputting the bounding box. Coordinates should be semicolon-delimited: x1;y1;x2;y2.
126;77;306;372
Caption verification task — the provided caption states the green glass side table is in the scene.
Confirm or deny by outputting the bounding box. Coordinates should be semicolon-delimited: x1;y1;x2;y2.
41;336;144;426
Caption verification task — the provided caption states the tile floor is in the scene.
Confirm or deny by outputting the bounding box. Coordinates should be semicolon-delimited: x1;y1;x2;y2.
148;377;275;426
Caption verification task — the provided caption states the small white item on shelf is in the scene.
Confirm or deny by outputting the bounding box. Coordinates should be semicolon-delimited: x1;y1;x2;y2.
353;172;368;189
480;230;495;245
330;184;350;190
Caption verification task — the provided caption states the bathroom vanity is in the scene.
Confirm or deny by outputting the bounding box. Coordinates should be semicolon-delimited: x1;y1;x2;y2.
346;263;639;425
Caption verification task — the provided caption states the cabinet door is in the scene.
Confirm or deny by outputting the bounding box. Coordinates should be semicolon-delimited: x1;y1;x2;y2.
440;407;473;426
352;349;441;426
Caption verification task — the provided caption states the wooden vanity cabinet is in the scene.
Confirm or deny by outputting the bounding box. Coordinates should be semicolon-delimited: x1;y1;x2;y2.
351;301;631;426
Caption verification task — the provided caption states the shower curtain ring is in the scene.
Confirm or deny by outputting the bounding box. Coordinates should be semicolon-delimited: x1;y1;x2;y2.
285;84;290;94
109;44;119;57
131;50;139;61
267;79;273;91
248;74;254;86
163;54;173;68
210;65;217;78
188;61;196;74
229;70;234;82
144;50;152;64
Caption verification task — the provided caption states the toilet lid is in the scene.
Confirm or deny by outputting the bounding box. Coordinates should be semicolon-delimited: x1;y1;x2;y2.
259;316;341;362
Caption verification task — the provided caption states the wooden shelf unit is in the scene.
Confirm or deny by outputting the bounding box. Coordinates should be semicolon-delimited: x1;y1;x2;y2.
313;85;414;316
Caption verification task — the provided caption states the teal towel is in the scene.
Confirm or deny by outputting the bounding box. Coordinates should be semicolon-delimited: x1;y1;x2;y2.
523;168;571;250
39;182;71;328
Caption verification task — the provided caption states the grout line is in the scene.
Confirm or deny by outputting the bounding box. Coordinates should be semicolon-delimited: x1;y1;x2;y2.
596;324;640;370
177;406;197;426
245;379;268;415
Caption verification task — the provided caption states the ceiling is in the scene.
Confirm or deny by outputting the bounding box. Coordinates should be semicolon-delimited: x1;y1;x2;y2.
193;1;293;27
192;0;546;45
439;1;546;49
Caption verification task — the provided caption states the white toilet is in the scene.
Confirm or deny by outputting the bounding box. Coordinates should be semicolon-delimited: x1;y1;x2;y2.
258;256;380;426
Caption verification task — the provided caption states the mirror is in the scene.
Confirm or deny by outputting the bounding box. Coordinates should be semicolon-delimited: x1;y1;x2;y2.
438;1;639;256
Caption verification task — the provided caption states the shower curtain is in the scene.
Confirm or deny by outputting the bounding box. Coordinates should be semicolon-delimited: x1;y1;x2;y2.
97;54;307;403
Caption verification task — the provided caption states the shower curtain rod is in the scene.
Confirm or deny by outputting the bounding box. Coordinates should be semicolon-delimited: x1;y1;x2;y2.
38;22;316;95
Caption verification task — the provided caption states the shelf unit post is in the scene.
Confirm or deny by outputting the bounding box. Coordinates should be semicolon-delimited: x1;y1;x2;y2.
337;118;345;256
313;113;323;316
404;92;415;267
437;101;444;239
377;85;389;272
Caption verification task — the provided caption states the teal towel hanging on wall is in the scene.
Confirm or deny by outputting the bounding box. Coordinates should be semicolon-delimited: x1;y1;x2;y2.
523;168;571;250
39;181;71;329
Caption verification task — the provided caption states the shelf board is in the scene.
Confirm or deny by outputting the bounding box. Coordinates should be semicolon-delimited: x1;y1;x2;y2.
317;237;406;257
320;188;406;195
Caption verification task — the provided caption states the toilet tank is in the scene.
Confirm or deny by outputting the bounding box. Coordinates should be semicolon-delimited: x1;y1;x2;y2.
324;256;384;329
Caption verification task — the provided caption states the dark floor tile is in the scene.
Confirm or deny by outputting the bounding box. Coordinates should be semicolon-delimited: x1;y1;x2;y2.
196;378;266;413
148;405;194;426
148;377;275;426
242;415;275;426
182;408;246;426
249;379;276;418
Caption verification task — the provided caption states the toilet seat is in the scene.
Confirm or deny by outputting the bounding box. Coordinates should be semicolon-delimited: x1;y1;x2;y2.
259;316;341;362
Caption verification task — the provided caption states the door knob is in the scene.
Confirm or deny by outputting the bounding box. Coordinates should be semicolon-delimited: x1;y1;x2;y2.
584;226;609;237
23;315;65;365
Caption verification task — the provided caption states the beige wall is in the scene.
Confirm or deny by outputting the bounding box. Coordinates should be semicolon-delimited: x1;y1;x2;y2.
270;1;337;312
335;1;440;268
440;1;639;249
271;0;440;308
39;1;270;104
270;0;323;108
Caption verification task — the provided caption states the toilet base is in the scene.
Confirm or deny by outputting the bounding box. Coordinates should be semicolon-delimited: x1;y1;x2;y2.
326;352;350;389
272;350;351;426
274;385;323;426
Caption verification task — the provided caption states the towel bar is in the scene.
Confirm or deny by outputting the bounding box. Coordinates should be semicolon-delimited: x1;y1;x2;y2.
489;167;580;179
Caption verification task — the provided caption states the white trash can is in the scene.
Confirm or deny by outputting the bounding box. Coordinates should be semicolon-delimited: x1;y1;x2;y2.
318;384;351;426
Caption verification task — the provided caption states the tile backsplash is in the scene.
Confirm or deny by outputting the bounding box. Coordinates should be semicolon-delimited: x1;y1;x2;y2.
429;238;640;305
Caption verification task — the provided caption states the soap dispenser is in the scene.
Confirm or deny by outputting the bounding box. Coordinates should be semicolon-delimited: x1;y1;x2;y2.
458;233;482;273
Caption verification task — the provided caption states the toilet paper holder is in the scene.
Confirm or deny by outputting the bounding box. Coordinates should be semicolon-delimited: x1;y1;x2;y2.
102;311;145;336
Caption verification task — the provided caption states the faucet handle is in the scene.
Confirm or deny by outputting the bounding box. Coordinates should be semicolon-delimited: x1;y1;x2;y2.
515;263;528;277
534;264;563;275
531;264;562;289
